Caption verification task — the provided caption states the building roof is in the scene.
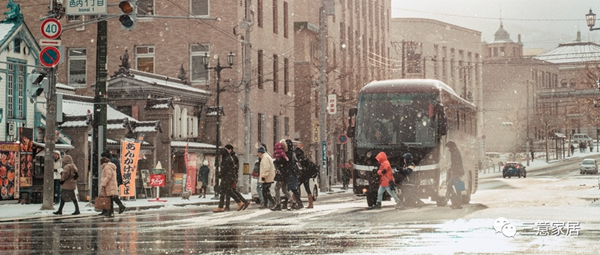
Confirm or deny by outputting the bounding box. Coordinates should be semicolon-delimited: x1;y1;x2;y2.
56;94;136;129
493;23;513;43
112;69;211;95
534;41;600;64
0;22;18;47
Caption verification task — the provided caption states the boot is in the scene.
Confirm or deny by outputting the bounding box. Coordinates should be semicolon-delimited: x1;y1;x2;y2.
295;194;304;209
114;197;126;214
72;200;80;215
242;201;250;210
104;202;113;217
375;202;382;210
307;194;314;209
224;207;231;212
213;207;225;213
53;201;65;215
237;201;244;211
98;210;108;216
283;197;291;211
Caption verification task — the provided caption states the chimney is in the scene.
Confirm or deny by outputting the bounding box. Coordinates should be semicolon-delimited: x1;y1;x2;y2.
576;31;581;42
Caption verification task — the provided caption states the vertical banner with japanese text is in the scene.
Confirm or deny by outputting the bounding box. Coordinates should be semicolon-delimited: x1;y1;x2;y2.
120;139;141;197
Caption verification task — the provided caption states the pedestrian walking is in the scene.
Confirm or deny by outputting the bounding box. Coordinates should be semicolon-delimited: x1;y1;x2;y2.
99;157;125;217
258;146;276;208
284;139;303;210
100;150;126;216
223;144;248;211
53;151;62;204
446;141;464;209
198;160;210;198
213;148;249;213
295;147;318;209
271;141;292;211
53;155;80;215
374;152;402;209
397;153;424;209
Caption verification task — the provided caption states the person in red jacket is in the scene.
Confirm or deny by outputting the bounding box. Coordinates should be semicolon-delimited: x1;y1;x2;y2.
374;152;402;209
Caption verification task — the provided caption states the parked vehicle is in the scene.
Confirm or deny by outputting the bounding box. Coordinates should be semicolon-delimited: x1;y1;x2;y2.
571;134;592;145
485;152;506;168
502;162;526;178
580;158;598;175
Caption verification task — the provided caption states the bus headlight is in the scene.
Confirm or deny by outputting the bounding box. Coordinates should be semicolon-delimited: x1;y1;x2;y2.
356;179;370;186
366;151;372;158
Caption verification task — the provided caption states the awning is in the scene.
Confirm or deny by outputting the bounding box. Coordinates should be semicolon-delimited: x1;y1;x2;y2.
33;141;75;157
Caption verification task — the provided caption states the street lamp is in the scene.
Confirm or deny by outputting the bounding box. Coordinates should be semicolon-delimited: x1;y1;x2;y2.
201;51;235;200
586;9;600;31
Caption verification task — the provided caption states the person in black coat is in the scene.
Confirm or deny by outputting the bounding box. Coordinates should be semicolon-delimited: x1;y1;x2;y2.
445;141;464;209
213;148;249;212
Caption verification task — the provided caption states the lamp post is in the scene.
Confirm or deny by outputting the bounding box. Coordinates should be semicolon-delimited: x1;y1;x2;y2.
586;9;600;31
201;52;235;200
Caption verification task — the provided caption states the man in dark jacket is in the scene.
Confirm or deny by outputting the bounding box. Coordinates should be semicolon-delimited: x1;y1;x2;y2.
100;150;126;215
445;141;464;209
224;144;246;211
213;148;249;212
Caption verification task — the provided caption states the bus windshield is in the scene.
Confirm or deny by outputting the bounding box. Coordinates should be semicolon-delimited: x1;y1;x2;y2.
355;92;439;148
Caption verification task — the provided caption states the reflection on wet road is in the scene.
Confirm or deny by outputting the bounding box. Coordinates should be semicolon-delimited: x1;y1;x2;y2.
1;198;599;254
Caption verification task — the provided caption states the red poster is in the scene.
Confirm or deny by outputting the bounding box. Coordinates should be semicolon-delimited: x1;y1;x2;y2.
184;144;197;193
120;140;141;197
150;174;165;187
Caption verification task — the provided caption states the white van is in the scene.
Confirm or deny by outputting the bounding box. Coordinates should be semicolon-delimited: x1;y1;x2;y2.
571;134;593;144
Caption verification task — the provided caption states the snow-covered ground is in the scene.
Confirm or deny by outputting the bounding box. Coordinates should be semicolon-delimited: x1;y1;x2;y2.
2;149;600;222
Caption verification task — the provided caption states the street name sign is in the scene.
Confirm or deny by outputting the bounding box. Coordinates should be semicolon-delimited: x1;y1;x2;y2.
66;0;108;15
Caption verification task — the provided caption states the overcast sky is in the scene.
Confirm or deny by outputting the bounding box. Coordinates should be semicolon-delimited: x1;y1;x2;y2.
391;0;600;51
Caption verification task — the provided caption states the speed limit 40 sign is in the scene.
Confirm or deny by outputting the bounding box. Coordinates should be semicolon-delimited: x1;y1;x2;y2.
40;18;62;39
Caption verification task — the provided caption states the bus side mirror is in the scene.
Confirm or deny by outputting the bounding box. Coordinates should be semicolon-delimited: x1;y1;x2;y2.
347;108;357;138
436;104;447;136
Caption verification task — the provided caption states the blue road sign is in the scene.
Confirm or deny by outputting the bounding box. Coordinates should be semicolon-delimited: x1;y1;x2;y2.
40;46;60;67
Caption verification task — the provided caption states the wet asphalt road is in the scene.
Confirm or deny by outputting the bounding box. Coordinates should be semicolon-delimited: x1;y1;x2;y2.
2;160;600;254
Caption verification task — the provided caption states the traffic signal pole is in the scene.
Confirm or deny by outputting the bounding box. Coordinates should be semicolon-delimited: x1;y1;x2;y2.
41;67;57;210
92;20;108;201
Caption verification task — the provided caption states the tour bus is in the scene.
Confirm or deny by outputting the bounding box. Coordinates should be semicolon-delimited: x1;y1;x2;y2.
347;79;480;206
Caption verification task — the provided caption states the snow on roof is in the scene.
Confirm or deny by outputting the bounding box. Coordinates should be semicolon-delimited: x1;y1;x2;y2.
0;22;17;46
148;103;170;109
534;42;600;64
171;141;216;149
125;69;211;95
58;97;136;129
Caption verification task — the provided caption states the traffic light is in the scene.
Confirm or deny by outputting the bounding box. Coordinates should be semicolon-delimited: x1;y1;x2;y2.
119;1;137;30
27;72;48;103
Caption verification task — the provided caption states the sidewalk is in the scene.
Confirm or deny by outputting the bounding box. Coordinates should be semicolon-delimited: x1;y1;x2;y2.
0;184;350;222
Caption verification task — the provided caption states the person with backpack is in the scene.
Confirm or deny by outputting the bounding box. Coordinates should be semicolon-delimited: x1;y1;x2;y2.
294;147;317;209
284;139;303;210
397;153;424;209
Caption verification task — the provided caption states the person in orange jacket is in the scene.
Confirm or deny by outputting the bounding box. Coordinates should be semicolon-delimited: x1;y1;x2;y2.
374;152;402;209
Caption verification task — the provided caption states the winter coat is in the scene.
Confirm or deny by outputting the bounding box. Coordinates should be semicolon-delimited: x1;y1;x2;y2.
100;162;119;197
60;155;78;190
273;142;290;182
199;165;210;188
287;155;299;191
376;152;394;187
230;151;239;181
109;155;123;186
259;152;276;183
53;152;62;180
220;153;236;185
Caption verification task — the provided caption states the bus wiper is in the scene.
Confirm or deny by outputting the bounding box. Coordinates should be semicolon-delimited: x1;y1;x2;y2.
403;142;423;146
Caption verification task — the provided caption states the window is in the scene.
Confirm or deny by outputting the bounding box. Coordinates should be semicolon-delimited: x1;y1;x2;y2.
284;58;289;95
6;63;26;119
67;15;85;30
68;48;87;86
258;50;264;89
273;54;278;93
191;0;208;16
257;0;263;28
258;113;265;144
138;0;155;16
273;0;278;34
273;115;279;144
283;2;288;38
190;44;209;82
13;38;21;53
284;117;289;136
135;45;155;73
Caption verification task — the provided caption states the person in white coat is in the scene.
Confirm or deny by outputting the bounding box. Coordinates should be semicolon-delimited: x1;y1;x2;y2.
258;146;276;208
53;151;62;204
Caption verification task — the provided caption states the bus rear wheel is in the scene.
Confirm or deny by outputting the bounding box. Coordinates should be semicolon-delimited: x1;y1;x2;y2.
436;194;448;206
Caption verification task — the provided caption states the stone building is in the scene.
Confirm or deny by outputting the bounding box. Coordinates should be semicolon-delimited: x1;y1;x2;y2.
534;32;600;143
481;23;559;156
293;0;392;184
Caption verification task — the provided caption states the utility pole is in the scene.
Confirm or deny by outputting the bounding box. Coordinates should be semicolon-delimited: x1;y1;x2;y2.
319;0;329;192
242;0;252;194
92;20;108;202
41;67;57;210
526;80;530;166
